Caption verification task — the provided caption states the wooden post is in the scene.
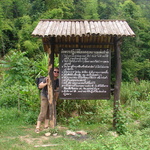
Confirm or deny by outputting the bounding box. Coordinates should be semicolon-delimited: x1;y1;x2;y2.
42;38;56;128
113;37;122;128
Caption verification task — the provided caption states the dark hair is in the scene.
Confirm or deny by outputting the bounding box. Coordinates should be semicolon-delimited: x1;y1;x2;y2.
54;67;59;70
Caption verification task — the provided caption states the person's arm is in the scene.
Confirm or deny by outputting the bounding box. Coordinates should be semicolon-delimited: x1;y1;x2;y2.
38;78;48;89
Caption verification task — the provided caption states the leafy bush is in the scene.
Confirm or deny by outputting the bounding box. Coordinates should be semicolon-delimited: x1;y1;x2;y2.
115;110;128;134
120;80;150;104
0;83;40;110
23;110;39;124
0;50;34;85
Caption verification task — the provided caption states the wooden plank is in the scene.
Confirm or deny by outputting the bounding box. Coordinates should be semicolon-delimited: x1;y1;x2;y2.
92;35;97;48
40;21;50;37
97;36;100;48
111;21;118;35
48;47;55;128
68;36;71;48
110;35;115;51
56;36;60;49
80;36;83;48
66;21;71;36
61;21;67;36
42;37;56;128
61;35;65;48
56;21;64;37
107;21;115;35
115;20;124;36
32;21;43;36
32;20;135;37
100;36;104;48
101;21;109;35
34;144;63;148
49;21;57;35
97;21;105;35
55;37;58;53
71;22;76;36
113;21;122;36
93;21;100;35
119;21;129;36
51;21;61;37
89;21;96;34
105;21;114;38
96;35;99;48
80;21;85;36
72;35;76;48
45;21;53;36
123;21;135;36
75;21;80;36
42;38;50;52
103;36;107;48
84;21;90;34
75;36;79;48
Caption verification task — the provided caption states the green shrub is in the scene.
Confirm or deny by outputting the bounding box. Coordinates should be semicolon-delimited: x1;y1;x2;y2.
0;83;40;111
23;110;39;124
115;110;128;134
120;80;150;104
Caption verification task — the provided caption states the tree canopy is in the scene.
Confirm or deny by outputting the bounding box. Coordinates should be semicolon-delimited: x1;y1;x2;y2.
0;0;150;81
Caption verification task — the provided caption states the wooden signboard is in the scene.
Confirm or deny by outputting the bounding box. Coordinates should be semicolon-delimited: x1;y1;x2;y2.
59;48;111;100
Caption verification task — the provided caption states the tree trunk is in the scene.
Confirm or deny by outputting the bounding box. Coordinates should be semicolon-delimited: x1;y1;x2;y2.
113;37;122;128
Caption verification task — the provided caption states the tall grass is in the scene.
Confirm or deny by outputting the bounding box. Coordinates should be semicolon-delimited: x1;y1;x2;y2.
0;80;150;149
120;80;150;104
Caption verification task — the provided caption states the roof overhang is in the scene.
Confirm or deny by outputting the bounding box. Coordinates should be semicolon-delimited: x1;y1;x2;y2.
32;19;135;38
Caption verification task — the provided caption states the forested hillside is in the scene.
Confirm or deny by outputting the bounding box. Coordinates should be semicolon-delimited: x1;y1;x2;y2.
0;0;149;81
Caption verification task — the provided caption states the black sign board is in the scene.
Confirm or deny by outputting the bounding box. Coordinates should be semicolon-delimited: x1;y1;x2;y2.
59;48;111;100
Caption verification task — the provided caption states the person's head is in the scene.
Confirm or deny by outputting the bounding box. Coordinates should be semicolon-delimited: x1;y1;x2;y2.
53;67;59;78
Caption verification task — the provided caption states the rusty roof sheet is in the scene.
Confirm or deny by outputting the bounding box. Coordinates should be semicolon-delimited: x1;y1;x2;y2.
32;19;135;37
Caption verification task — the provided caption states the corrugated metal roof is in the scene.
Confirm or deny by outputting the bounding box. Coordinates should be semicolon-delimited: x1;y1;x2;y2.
32;19;135;37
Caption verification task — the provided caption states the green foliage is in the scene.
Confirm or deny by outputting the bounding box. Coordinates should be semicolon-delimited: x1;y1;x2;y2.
0;83;40;109
29;0;46;19
82;0;99;19
41;0;74;19
23;110;39;125
41;8;64;19
33;53;49;77
122;59;140;81
98;0;119;19
0;0;150;82
0;80;150;149
115;110;128;134
0;50;33;85
121;58;150;81
120;80;150;104
120;0;142;19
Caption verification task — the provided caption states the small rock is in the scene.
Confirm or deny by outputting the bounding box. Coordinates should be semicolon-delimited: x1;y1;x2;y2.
53;133;58;136
76;130;87;135
66;130;76;136
45;132;51;137
109;131;118;137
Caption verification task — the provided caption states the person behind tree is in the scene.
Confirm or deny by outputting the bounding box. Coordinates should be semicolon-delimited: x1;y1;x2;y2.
35;68;59;133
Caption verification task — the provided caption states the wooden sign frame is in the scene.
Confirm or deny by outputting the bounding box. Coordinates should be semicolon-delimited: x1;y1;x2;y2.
59;48;111;100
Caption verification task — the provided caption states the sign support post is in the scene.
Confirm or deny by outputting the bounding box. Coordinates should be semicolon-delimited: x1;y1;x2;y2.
113;37;122;128
42;38;56;128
